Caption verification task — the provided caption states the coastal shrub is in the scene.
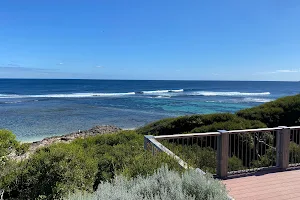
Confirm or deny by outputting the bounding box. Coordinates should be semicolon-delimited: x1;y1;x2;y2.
73;131;181;190
0;130;19;157
163;143;244;174
163;143;217;173
0;158;19;193
136;115;203;136
190;119;266;133
15;142;30;156
0;130;20;199
67;165;228;200
228;156;244;171
237;94;300;127
4;143;98;199
1;131;180;199
289;142;300;163
137;113;261;136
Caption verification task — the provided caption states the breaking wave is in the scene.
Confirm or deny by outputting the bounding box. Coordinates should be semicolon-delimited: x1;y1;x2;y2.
0;90;270;99
141;89;184;94
189;91;270;97
0;92;136;98
241;98;273;103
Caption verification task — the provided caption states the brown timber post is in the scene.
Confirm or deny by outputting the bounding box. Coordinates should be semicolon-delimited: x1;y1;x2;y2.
217;130;229;178
277;126;290;169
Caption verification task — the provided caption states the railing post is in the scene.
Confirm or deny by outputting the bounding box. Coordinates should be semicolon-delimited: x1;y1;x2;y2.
276;126;290;169
217;130;229;178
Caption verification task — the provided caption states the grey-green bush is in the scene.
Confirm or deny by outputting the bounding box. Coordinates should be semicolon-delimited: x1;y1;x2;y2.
67;166;228;200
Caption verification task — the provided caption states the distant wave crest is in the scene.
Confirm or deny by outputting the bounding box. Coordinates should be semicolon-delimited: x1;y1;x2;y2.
0;92;136;98
141;89;184;94
0;90;270;99
153;95;172;99
189;91;270;97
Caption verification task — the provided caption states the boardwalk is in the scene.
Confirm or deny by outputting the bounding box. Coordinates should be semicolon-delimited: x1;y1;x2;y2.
223;169;300;200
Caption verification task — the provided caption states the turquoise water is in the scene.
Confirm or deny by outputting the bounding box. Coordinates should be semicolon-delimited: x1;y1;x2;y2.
0;79;299;141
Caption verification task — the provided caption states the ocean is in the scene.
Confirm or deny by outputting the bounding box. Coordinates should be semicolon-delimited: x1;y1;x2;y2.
0;79;299;141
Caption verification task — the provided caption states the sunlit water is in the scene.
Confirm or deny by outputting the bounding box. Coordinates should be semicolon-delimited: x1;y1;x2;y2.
0;79;299;141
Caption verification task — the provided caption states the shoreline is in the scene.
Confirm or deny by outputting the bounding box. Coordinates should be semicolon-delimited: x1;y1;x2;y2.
20;127;136;143
11;125;123;161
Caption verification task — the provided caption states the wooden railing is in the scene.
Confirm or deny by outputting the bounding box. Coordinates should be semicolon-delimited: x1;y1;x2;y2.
144;126;300;178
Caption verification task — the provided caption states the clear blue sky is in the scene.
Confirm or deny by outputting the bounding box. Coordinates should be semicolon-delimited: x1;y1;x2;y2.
0;0;299;80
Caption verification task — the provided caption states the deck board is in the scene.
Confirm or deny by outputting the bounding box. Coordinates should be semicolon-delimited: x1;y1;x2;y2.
223;169;300;200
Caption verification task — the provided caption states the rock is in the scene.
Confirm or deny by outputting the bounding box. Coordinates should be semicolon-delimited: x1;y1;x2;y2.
10;125;122;161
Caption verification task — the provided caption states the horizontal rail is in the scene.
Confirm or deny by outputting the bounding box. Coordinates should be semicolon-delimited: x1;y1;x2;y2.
226;127;281;134
154;132;220;140
154;128;285;140
289;126;300;129
154;127;300;140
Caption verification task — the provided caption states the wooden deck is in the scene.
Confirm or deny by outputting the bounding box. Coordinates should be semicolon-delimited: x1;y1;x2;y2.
223;169;300;200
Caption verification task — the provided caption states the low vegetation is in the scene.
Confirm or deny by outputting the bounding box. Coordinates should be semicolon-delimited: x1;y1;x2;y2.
137;113;267;136
0;131;181;199
237;94;300;127
0;130;19;157
161;143;245;174
67;166;228;200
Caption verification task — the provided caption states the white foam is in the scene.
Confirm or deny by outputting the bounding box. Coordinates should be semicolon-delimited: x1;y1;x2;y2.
154;95;171;98
141;89;184;94
4;101;22;104
142;90;170;94
242;98;273;103
189;91;271;97
0;90;271;99
0;92;136;99
169;89;184;93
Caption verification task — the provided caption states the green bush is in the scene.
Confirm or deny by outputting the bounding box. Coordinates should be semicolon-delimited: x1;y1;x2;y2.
289;142;300;163
67;165;228;200
136;115;203;136
137;113;265;136
163;143;245;174
228;156;244;172
163;143;217;173
0;130;19;157
4;143;98;199
237;94;300;127
0;158;19;192
15;143;30;156
2;131;181;199
190;119;266;133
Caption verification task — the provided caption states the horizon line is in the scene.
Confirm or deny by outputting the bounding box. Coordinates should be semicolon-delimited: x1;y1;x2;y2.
0;78;299;82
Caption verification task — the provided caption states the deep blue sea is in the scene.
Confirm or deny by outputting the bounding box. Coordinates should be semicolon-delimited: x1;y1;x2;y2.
0;79;299;141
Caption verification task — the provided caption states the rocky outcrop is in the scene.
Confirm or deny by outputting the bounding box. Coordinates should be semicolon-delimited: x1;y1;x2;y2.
10;125;122;161
32;125;121;146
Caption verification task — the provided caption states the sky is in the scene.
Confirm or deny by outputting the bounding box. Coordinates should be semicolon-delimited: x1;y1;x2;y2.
0;0;300;81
